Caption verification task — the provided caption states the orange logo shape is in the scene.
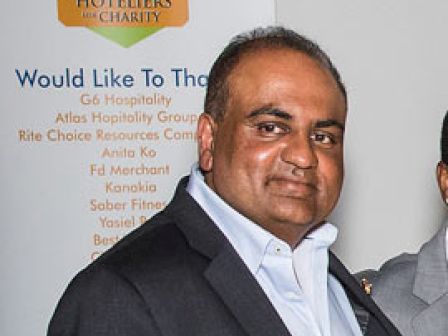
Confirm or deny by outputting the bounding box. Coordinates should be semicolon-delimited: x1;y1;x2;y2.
58;0;188;27
58;0;188;47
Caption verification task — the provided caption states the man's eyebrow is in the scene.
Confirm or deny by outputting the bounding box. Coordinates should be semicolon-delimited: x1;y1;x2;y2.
247;107;292;120
315;119;345;131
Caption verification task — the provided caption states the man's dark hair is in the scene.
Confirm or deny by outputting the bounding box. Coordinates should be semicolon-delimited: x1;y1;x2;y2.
204;26;347;121
441;111;448;163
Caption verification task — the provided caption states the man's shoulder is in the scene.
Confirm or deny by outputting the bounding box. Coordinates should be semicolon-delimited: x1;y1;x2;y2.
377;252;418;282
48;204;213;335
81;214;176;274
360;253;418;291
355;252;418;302
104;212;186;262
95;176;202;275
63;208;208;302
373;226;447;284
63;176;217;302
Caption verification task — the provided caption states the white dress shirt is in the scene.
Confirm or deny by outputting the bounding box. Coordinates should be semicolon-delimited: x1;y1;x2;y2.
186;164;363;336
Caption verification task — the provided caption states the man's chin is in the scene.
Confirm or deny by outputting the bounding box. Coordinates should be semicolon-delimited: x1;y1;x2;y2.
269;207;319;228
260;211;321;246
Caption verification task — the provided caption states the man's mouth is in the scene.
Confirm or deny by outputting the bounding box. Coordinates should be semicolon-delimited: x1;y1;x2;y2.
266;177;317;198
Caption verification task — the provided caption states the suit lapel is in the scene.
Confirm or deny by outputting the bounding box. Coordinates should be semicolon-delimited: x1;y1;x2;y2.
412;297;448;335
329;252;382;317
204;243;291;336
169;177;290;336
329;253;400;336
411;226;448;335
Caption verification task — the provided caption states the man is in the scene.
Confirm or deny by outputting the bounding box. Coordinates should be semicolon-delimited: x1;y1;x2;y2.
48;27;400;336
360;111;448;336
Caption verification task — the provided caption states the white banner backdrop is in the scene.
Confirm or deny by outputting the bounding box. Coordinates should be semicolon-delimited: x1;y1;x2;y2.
0;2;275;335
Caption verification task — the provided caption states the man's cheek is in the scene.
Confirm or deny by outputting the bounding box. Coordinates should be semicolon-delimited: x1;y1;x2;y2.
250;145;280;163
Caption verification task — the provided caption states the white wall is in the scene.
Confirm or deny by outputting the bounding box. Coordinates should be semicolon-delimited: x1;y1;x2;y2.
277;0;448;272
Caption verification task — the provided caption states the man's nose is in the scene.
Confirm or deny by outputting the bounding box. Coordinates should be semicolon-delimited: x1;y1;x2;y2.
280;135;318;169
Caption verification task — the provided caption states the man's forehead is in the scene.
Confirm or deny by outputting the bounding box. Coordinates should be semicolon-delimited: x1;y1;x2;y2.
223;48;347;120
228;48;340;94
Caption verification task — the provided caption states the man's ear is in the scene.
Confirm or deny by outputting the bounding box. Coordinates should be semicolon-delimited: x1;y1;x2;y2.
437;161;448;203
197;113;216;172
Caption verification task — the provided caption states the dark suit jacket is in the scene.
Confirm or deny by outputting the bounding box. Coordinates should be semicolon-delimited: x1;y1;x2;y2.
48;177;401;336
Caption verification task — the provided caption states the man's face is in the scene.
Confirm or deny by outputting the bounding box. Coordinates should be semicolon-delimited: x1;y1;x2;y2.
198;48;346;247
437;161;448;202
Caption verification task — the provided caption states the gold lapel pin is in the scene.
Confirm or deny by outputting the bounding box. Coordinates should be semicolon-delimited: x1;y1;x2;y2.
360;278;372;295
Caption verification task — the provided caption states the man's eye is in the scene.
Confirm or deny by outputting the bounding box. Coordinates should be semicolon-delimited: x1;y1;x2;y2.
311;133;336;145
256;123;288;135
